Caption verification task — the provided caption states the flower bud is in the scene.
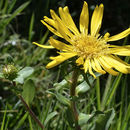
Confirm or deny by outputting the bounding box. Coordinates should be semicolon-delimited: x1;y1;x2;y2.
3;65;18;81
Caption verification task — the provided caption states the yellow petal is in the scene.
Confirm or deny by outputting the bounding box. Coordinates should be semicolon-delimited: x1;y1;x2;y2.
91;59;106;74
88;60;96;78
108;46;130;56
83;59;89;73
104;32;110;41
93;58;106;74
59;7;79;35
49;37;73;51
102;55;130;74
46;60;59;69
50;10;74;41
98;57;119;75
44;16;56;28
46;53;76;68
76;57;84;66
33;42;54;49
79;1;89;34
58;52;77;57
107;28;130;42
41;20;62;38
91;4;104;36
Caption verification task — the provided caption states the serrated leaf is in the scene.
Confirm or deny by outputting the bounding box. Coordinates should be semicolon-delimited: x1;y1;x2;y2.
44;111;58;126
22;79;35;104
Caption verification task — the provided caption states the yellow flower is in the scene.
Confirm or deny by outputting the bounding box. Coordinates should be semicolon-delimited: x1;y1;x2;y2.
33;1;130;78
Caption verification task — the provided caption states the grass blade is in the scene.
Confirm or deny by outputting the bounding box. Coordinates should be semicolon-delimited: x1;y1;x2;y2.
1;109;7;130
28;13;35;41
105;73;122;106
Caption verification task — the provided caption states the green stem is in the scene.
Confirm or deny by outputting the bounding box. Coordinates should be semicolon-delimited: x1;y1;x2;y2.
96;77;101;110
70;70;81;130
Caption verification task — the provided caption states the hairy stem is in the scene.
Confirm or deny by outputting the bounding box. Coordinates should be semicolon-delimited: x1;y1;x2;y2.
70;70;81;130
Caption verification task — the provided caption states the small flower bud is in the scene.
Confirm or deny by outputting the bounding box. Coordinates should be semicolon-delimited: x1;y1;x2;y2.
3;65;18;81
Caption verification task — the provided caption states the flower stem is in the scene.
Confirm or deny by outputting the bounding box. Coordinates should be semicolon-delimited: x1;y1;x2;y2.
70;70;81;130
95;77;101;110
11;81;44;129
18;95;44;130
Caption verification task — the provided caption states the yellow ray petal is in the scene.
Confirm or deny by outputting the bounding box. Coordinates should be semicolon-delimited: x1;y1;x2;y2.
58;52;77;57
104;32;110;41
79;1;89;34
88;60;96;78
59;7;79;35
91;59;106;74
107;28;130;42
93;58;106;74
91;4;104;36
108;46;130;56
76;57;84;66
46;53;76;69
98;57;119;75
33;42;54;49
44;16;56;28
41;20;62;38
63;7;80;35
49;37;73;51
102;55;130;74
112;55;130;66
83;59;89;73
50;10;74;41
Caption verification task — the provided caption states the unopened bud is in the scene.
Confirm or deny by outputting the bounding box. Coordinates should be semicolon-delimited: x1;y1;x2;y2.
3;65;18;81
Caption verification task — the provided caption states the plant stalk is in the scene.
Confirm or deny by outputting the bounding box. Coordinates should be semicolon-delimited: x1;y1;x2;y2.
70;70;81;130
18;95;44;130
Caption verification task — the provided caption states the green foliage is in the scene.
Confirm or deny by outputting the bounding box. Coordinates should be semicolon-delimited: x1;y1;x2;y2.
15;67;34;84
22;79;35;105
0;0;129;129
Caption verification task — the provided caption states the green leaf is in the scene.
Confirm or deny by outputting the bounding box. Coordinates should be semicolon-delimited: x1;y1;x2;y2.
65;108;75;128
7;0;17;14
0;73;4;78
28;13;35;41
15;67;34;84
54;79;68;91
14;112;28;130
105;73;122;106
121;104;130;130
22;79;35;104
76;81;90;95
1;107;7;130
44;111;58;126
0;1;30;34
78;113;92;126
92;109;115;130
55;92;70;106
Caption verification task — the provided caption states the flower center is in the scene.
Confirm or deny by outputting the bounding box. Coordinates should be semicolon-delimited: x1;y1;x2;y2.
72;34;109;59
